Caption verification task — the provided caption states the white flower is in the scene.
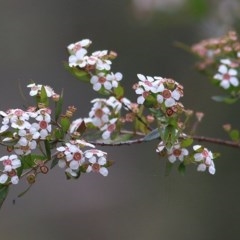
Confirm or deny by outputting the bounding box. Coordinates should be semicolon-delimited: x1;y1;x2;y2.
157;88;181;107
57;143;85;171
67;39;92;55
85;150;108;176
69;49;88;68
89;99;111;127
100;118;118;140
167;144;189;163
90;72;112;91
91;50;112;71
0;154;21;172
27;83;55;97
214;60;239;89
31;108;52;139
193;145;216;175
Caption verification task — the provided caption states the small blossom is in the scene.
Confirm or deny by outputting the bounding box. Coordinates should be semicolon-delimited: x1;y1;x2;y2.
27;83;55;97
85;149;108;176
214;59;239;89
167;144;189;163
89;99;111;127
100;118;118;140
193;145;216;175
67;39;92;55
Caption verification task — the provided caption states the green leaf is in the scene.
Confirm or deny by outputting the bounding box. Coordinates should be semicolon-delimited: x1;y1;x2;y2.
44;140;52;160
178;162;186;176
55;91;64;121
40;85;49;107
60;116;71;133
164;161;173;176
229;129;239;141
113;85;124;98
0;185;9;208
50;155;59;169
110;133;133;143
143;128;160;141
163;124;177;149
180;138;193;148
17;184;33;198
64;63;90;82
212;95;238;104
143;95;158;108
21;154;46;169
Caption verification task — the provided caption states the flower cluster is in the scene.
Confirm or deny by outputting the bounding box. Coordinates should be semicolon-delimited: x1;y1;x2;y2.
191;31;240;92
0;154;21;184
134;74;184;117
56;140;109;177
67;39;123;93
193;145;216;175
156;142;216;175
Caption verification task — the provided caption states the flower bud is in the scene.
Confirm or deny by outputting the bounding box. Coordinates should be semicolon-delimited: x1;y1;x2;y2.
27;174;36;184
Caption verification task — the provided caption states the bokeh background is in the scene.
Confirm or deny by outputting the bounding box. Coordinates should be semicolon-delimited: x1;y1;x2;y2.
1;0;240;239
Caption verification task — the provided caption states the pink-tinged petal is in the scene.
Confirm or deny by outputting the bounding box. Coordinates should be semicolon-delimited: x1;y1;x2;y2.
137;96;145;104
0;174;8;184
209;165;216;175
99;167;108;176
88;156;97;164
90;76;98;84
11;176;19;185
104;81;112;90
194;153;203;161
135;88;144;94
98;157;107;165
165;98;175;107
137;74;146;81
220;59;231;65
230;77;239;86
102;131;110;140
197;163;206;172
58;160;66;168
220;80;230;89
93;83;102;91
172;90;180;100
168;155;176;163
70;160;79;170
218;65;228;74
228;69;237;76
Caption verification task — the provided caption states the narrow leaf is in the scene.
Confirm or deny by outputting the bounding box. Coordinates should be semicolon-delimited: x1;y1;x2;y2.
143;128;160;141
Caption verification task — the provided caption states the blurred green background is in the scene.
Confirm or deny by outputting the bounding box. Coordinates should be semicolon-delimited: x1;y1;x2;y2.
0;0;240;239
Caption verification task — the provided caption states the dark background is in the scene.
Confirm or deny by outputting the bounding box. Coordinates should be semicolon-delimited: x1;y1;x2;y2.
1;0;240;239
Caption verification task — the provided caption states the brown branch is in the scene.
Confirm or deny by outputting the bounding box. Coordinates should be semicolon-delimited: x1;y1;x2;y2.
89;133;240;149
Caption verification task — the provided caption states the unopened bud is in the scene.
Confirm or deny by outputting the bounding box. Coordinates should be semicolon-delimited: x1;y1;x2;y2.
223;124;231;132
27;174;36;184
40;165;49;174
52;94;60;102
196;112;204;122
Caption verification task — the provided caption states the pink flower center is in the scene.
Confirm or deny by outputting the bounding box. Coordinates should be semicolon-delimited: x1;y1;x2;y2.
73;152;82;161
73;44;81;52
173;149;182;157
107;123;116;132
98;77;106;84
3;159;11;166
202;149;209;158
143;91;149;98
95;109;103;118
223;73;231;81
15;110;23;117
162;89;171;99
144;81;152;87
92;163;100;173
39;120;48;129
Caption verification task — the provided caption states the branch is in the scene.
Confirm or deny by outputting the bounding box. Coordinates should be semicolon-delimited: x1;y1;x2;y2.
88;131;240;149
